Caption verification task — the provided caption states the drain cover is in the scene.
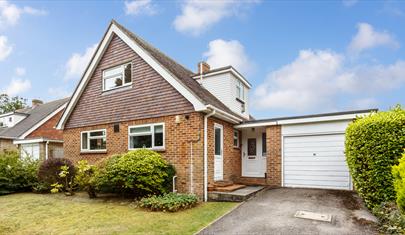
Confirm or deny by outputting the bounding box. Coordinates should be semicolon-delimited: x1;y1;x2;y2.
294;211;332;222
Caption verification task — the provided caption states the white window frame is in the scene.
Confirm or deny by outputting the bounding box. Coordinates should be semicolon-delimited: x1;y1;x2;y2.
233;130;239;148
128;123;165;150
236;79;244;101
80;129;107;152
102;62;132;92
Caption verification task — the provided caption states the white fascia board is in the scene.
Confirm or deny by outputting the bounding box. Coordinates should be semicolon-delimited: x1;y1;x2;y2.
234;112;371;128
20;103;66;139
276;112;369;125
57;23;206;129
14;138;64;145
205;105;243;124
192;68;251;88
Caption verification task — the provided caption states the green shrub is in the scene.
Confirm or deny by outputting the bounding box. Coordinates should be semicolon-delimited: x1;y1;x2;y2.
37;158;75;190
392;153;405;212
75;160;98;198
345;106;405;209
96;149;173;197
0;150;38;194
373;202;405;234
139;193;198;212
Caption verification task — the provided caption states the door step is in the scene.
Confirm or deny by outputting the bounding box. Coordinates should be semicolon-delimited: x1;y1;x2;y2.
214;184;246;192
208;186;266;202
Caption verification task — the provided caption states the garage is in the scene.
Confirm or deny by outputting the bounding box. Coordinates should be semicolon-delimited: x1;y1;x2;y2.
283;134;350;190
281;118;355;190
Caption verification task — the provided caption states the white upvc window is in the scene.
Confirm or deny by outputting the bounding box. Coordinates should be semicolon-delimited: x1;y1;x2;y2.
233;130;239;148
81;129;107;152
128;123;165;150
102;62;132;91
236;79;244;101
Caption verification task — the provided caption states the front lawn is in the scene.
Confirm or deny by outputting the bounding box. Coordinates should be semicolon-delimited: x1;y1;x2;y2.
0;193;237;235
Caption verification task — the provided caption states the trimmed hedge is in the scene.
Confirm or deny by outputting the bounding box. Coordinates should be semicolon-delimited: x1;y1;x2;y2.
392;153;405;212
345;106;405;209
139;193;198;212
96;149;174;197
0;150;38;194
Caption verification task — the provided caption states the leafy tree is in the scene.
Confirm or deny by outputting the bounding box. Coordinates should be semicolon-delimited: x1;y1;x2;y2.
0;94;27;114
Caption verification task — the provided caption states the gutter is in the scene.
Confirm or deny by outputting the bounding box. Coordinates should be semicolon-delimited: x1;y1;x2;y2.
203;109;216;202
205;105;243;124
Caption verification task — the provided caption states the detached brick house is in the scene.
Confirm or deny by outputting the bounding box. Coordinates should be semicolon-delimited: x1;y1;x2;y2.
56;20;375;200
0;98;68;160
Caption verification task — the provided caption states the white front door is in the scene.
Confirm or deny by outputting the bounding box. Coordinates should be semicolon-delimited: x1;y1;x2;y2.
242;130;267;177
214;123;223;181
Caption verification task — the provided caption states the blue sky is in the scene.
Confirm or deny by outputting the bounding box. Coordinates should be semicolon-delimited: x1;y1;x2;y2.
0;0;404;119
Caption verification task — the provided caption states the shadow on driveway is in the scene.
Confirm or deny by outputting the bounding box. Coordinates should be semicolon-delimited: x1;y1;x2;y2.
199;188;378;235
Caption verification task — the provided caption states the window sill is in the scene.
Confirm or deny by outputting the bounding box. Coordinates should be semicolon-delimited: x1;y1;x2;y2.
233;146;240;149
129;147;165;152
102;84;132;95
80;150;107;154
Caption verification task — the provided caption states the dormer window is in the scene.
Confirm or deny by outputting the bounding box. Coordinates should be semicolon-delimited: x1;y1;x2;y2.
102;62;132;91
236;79;244;101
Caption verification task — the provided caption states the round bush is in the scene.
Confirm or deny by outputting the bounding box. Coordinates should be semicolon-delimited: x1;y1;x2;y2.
0;150;38;194
96;149;173;197
392;153;405;212
345;106;405;209
37;158;75;189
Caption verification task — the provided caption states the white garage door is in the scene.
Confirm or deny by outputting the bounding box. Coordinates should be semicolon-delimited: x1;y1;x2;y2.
283;134;351;190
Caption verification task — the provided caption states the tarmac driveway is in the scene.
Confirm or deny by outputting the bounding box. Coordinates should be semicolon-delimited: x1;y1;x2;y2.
200;188;378;235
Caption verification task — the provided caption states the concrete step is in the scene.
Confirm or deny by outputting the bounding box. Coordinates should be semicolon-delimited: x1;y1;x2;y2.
214;184;246;192
208;186;266;202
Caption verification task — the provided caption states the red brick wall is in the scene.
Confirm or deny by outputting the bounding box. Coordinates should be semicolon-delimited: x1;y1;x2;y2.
64;112;205;197
27;110;63;140
207;117;241;187
266;125;282;186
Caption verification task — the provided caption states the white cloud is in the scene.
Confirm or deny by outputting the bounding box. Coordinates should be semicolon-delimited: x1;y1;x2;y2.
342;0;358;7
173;0;259;36
253;49;405;112
2;78;31;96
204;39;254;75
48;87;71;99
124;0;157;16
0;35;12;61
64;43;97;80
348;23;399;54
0;0;47;27
15;67;26;76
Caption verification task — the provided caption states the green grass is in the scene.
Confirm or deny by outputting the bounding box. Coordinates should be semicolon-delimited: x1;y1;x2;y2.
0;193;237;235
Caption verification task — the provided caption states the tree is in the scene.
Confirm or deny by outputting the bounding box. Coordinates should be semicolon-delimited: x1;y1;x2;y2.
0;94;27;114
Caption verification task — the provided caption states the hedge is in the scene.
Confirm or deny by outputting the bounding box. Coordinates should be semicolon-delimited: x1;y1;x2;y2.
345;106;405;209
392;153;405;212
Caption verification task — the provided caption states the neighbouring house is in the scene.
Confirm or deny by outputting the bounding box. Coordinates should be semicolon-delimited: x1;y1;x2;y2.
56;20;376;201
0;98;68;160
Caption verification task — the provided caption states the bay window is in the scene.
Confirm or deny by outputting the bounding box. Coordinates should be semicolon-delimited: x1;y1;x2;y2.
128;123;165;150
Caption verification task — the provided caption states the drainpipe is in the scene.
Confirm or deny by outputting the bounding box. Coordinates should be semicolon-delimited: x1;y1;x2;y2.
45;141;50;160
204;109;216;202
188;130;201;194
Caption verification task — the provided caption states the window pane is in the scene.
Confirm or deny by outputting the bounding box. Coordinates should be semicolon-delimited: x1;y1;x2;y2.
233;130;238;147
262;133;267;154
130;126;151;134
104;66;122;77
104;75;123;90
90;130;105;137
124;64;132;84
154;132;163;147
154;125;163;133
248;138;256;156
236;86;240;98
130;135;152;148
215;128;221;155
82;132;88;149
89;138;106;150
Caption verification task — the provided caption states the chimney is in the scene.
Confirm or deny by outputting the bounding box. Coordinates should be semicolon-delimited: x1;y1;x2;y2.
197;61;210;74
31;99;43;108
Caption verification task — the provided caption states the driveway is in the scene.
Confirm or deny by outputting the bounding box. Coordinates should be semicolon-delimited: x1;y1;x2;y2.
200;188;378;235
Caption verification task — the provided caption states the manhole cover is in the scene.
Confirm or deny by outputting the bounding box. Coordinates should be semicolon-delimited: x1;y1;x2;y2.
294;210;332;222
